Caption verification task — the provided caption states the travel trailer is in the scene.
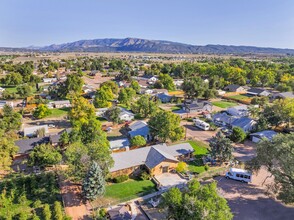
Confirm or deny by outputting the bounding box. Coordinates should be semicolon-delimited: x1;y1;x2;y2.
225;168;252;183
193;119;210;131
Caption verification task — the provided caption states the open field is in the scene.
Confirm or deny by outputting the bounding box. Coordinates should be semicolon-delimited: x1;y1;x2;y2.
212;101;237;108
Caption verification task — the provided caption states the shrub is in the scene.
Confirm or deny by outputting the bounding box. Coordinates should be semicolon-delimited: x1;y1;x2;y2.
204;164;209;171
130;135;146;147
230;127;247;143
176;162;188;173
113;175;129;183
140;171;151;180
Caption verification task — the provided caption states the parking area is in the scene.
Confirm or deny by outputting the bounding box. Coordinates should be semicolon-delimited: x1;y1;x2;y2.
216;175;294;220
154;173;187;188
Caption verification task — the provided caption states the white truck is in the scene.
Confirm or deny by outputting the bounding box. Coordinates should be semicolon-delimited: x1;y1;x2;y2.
225;168;252;183
193;118;210;131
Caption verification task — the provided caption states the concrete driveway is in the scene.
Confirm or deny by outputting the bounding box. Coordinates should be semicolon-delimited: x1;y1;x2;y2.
154;173;187;188
216;176;294;220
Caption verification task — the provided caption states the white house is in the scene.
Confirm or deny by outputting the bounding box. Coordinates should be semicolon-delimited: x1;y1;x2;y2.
95;108;109;117
109;138;130;151
43;78;57;83
48;100;71;109
118;108;135;121
0;87;5;92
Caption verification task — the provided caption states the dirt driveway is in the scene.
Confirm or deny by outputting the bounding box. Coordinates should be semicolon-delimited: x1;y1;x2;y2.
216;175;294;220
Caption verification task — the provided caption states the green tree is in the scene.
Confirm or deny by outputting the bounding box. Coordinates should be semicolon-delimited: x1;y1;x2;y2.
53;201;63;220
148;111;184;142
93;87;113;108
82;161;105;200
130;135;146;147
118;88;136;108
210;133;233;163
33;104;51;119
182;77;207;98
163;180;233;220
130;80;140;93
105;107;121;125
247;133;294;204
59;131;70;146
43;204;52;220
159;73;176;91
28;144;62;167
0;104;22;131
0;132;19;170
230;127;247;143
100;81;119;95
64;74;84;95
131;95;159;118
176;161;187;173
3;72;23;85
16;84;33;97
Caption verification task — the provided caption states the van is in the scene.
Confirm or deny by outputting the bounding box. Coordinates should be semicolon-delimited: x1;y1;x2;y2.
225;168;252;183
194;119;210;131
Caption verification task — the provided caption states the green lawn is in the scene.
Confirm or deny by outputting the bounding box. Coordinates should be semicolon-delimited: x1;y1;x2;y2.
105;179;156;200
48;107;70;118
212;101;237;108
228;94;249;101
171;105;182;111
1;85;17;93
186;140;210;174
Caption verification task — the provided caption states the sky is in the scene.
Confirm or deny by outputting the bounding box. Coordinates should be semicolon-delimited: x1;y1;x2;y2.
1;0;294;48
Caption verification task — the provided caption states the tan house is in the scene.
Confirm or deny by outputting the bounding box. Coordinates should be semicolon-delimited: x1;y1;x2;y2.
110;143;194;177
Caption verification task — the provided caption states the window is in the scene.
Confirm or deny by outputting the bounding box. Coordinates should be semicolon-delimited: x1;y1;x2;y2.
236;174;240;177
240;175;244;178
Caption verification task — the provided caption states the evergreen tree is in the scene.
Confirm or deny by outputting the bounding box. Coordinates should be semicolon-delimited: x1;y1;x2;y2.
43;204;52;220
82;162;105;200
53;201;63;220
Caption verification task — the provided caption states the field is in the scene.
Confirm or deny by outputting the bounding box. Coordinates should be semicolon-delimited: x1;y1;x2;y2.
48;108;70;118
105;179;156;201
0;173;67;219
186;140;210;174
212;101;237;108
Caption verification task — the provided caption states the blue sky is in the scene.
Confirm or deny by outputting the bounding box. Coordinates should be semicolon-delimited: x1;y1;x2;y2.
1;0;294;48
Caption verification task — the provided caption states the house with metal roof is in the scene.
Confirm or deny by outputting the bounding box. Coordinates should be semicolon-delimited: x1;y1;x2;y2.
110;143;194;177
182;99;212;113
231;117;257;133
109;138;130;151
128;121;151;141
250;130;277;143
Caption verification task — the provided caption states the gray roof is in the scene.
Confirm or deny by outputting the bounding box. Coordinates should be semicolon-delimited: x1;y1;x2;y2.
15;137;50;154
247;88;270;95
213;112;238;125
226;105;248;117
224;84;243;91
110;143;194;172
51;100;70;105
231;117;256;129
119;108;135;117
23;125;49;137
184;99;212;110
109;138;130;150
145;147;178;169
278;92;294;99
128;121;149;138
156;93;172;102
250;130;277;140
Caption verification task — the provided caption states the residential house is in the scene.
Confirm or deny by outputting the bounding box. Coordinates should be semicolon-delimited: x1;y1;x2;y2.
247;88;271;97
173;79;184;89
95;108;109;117
250;130;277;143
226;105;248;117
128;121;151;141
43;78;57;83
48;100;71;109
231;117;257;133
82;85;94;94
0;101;13;109
213;112;238;127
153;89;168;94
182;99;212;113
110;143;194;177
23;125;49;137
141;75;158;84
155;93;173;103
118;108;135;121
109;138;130;151
272;91;294;99
224;84;246;92
137;80;149;88
14;137;50;158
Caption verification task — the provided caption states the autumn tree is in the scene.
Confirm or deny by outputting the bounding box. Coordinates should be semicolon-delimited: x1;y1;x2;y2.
33;104;51;119
148;110;184;142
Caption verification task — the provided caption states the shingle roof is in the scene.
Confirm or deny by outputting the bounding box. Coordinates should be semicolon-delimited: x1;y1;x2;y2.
231;117;256;129
23;125;49;137
109;138;130;150
250;130;277;140
128;121;149;138
110;143;194;172
145;147;178;169
225;84;242;91
15;137;50;154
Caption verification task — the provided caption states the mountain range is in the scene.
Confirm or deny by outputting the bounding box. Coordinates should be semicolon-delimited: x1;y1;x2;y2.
2;38;294;55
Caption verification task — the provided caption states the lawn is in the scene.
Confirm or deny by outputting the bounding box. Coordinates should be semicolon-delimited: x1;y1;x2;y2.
171;105;182;111
228;94;250;101
0;85;17;93
212;101;237;108
0;173;66;219
48;107;70;118
186;140;210;174
105;179;156;201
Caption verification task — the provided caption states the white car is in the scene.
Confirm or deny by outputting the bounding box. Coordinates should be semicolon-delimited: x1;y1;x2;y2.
48;124;56;128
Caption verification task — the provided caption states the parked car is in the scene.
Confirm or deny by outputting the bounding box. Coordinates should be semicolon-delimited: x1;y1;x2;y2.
225;168;252;183
48;124;56;128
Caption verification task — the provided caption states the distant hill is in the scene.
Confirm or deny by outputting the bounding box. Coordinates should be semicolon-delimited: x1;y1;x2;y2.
2;38;294;55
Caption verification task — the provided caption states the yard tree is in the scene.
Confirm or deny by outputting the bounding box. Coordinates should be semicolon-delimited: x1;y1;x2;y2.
130;135;146;147
230;127;247;143
182;77;208;98
203;88;217;99
251;96;269;108
16;84;33;97
100;80;119;95
0;132;18;170
118;88;136;108
63;73;84;95
210;133;234;163
131;95;159;118
0;104;22;131
28;144;62;167
53;201;63;220
43;204;52;220
3;72;23;85
130;80;140;93
93;87;113;108
163;180;233;220
105;107;121;125
247;133;294;204
33;104;51;119
159;73;176;91
148;110;184;142
59;131;70;146
82;161;105;200
176;161;187;173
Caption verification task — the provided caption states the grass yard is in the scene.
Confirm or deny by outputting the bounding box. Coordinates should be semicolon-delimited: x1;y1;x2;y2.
228;94;250;101
0;173;67;219
186;140;210;174
48;107;70;118
171;105;182;111
0;85;17;93
105;179;156;201
212;101;237;108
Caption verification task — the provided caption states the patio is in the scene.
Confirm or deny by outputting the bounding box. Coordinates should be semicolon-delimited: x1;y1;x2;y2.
154;173;187;188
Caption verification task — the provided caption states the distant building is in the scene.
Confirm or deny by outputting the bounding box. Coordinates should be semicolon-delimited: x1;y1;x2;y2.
182;99;212;113
43;78;57;83
224;84;246;92
118;108;135;121
48;100;71;108
23;125;49;137
109;138;130;151
128;121;151;141
247;88;271;97
250;130;277;143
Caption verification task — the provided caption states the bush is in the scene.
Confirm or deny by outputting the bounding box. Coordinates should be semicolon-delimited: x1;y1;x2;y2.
230;127;247;143
176;162;188;173
130;135;146;147
113;175;129;183
140;171;151;180
204;164;209;171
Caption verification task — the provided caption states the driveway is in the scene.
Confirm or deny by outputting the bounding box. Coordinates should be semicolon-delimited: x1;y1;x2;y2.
154;173;187;188
216;175;294;220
